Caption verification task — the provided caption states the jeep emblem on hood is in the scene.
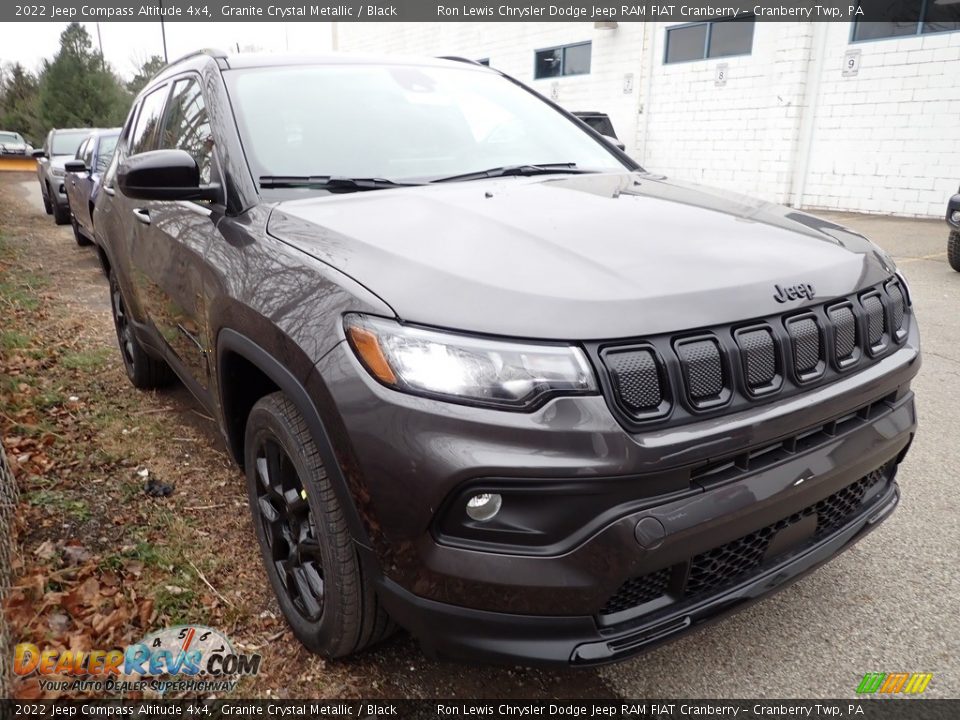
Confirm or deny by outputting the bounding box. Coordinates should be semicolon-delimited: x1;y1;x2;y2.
773;282;816;303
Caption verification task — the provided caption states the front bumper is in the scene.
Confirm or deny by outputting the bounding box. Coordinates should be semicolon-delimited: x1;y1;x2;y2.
315;321;918;664
372;478;899;665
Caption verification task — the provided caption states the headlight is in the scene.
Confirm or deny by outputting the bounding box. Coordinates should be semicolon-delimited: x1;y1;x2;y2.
344;314;597;410
51;167;65;177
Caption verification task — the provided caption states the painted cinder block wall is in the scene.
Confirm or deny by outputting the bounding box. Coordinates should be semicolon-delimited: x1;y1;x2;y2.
799;23;960;217
336;21;960;218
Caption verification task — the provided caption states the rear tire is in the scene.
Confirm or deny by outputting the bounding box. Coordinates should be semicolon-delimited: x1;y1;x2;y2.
244;392;395;658
108;270;174;389
72;214;92;246
949;230;960;273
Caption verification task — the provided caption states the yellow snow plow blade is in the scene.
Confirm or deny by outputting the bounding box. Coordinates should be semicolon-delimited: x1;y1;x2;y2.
0;157;36;172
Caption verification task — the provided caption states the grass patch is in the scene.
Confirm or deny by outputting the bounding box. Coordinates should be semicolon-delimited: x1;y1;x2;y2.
61;347;111;371
0;271;47;311
25;488;91;520
0;329;32;351
154;584;200;625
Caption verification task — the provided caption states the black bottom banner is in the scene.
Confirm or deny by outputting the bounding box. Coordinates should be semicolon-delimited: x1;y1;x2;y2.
2;700;956;720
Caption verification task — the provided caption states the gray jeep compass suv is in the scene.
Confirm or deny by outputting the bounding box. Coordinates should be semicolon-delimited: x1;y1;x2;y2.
94;50;920;666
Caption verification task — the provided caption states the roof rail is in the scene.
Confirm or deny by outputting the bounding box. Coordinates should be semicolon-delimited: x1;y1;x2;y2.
164;48;229;67
437;55;485;66
143;48;229;90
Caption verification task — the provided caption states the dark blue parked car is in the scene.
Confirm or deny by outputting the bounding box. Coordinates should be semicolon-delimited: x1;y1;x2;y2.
64;128;121;247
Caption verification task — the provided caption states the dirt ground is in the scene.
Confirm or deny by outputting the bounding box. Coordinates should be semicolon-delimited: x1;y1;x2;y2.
0;171;615;699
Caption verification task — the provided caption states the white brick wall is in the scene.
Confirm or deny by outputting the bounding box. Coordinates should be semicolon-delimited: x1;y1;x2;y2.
336;21;960;217
638;22;813;205
799;24;960;217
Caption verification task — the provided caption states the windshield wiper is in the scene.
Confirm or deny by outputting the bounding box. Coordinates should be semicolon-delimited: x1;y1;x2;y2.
430;163;592;183
259;175;424;192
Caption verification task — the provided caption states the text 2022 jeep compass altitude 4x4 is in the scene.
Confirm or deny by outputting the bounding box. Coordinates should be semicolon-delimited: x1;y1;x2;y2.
94;51;920;666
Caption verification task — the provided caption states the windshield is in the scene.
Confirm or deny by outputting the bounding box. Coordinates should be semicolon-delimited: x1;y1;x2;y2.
51;131;88;156
224;63;630;186
0;132;22;143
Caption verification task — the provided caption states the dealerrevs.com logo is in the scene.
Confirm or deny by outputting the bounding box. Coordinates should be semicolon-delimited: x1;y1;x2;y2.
14;625;261;694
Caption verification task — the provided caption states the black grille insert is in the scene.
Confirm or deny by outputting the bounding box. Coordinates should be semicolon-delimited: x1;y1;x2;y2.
886;282;907;341
599;465;890;617
785;315;824;381
828;303;859;368
735;326;779;394
675;337;726;407
605;347;665;416
862;292;887;352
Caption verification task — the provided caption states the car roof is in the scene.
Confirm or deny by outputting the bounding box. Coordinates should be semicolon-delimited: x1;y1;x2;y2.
223;52;487;70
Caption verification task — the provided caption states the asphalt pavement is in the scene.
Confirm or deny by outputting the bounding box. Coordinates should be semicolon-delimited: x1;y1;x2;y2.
601;211;960;698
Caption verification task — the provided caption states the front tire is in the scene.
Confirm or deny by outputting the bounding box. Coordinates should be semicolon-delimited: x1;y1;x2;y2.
949;230;960;273
244;392;394;658
108;270;173;389
42;183;53;215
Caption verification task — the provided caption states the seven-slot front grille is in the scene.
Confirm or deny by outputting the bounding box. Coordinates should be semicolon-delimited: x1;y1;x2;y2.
596;279;910;428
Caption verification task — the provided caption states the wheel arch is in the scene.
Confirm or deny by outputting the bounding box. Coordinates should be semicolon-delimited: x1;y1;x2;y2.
217;327;372;548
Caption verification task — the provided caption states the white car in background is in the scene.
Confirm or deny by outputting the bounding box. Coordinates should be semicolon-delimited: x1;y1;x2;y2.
0;130;30;156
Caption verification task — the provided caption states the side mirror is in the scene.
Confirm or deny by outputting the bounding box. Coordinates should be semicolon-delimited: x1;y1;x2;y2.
64;160;88;174
31;149;48;159
117;149;220;202
603;135;626;152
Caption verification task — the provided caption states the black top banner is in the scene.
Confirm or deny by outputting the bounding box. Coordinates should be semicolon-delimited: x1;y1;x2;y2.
0;1;939;23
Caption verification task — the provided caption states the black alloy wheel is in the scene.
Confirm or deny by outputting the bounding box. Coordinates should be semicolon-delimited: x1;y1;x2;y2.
252;436;326;621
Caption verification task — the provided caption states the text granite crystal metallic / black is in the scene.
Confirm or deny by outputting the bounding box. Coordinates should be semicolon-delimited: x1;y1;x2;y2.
92;49;920;666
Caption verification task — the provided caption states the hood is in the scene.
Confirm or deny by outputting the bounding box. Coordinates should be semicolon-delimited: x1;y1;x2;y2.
266;172;897;340
49;156;71;170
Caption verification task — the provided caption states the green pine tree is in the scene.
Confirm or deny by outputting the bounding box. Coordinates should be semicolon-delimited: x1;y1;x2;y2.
0;62;41;142
36;23;131;131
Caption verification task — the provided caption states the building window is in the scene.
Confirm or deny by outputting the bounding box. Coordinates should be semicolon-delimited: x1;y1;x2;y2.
852;0;960;41
664;17;755;64
534;42;592;79
477;58;490;66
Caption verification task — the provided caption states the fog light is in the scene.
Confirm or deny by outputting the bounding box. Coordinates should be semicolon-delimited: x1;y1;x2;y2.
952;210;960;224
465;493;502;522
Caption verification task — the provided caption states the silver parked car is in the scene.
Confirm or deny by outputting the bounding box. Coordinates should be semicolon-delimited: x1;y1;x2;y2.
32;128;92;225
